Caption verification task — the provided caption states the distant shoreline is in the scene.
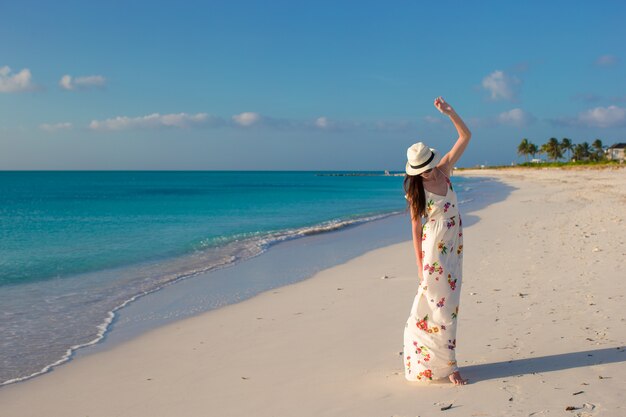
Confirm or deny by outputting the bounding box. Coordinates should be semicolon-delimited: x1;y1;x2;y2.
456;163;625;172
318;162;626;177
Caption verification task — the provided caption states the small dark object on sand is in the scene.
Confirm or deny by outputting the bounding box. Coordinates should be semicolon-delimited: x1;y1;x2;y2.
440;403;453;411
573;391;584;395
565;406;580;411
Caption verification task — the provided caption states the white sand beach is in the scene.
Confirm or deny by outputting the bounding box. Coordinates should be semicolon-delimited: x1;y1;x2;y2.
1;167;625;417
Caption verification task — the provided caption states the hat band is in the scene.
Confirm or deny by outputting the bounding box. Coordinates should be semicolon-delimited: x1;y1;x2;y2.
409;151;435;169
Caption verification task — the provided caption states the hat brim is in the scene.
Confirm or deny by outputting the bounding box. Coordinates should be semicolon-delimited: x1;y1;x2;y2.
405;149;442;176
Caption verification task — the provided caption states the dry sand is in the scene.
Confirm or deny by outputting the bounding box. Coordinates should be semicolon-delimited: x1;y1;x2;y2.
1;167;625;417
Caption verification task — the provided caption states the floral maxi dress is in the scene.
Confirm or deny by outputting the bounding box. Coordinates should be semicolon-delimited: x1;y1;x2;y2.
403;173;463;381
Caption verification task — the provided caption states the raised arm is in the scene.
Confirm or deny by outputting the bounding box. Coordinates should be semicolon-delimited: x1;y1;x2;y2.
434;97;471;173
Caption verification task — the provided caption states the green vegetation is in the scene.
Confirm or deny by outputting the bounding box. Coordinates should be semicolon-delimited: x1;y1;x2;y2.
455;159;622;171
515;160;622;168
516;137;618;166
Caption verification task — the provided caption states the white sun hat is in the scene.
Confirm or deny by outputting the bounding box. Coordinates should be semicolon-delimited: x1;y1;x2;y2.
405;142;442;175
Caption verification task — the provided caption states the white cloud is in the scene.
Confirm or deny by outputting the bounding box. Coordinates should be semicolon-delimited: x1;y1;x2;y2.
0;66;35;93
232;112;262;126
497;108;535;127
40;122;73;132
59;74;106;90
89;112;217;130
308;116;414;132
578;105;626;128
595;54;619;67
85;111;418;133
76;75;106;88
59;75;72;90
481;70;521;101
315;116;329;128
549;105;626;128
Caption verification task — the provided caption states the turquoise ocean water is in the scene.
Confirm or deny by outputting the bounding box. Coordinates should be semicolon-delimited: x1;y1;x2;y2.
0;171;480;385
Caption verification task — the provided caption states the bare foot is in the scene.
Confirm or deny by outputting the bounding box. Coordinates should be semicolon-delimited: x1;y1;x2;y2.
448;370;469;385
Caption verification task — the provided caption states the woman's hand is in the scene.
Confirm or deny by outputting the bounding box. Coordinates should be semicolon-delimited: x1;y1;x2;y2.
434;96;454;116
434;96;471;169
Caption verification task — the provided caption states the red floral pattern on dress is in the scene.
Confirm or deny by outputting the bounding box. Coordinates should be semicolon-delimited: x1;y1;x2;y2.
424;262;444;276
447;273;457;290
418;369;433;380
437;241;448;254
413;341;432;363
415;314;440;334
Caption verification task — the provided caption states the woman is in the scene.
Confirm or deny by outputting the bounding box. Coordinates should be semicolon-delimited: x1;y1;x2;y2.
403;97;471;385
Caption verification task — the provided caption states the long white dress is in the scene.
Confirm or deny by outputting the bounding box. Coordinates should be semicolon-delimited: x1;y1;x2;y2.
403;172;463;381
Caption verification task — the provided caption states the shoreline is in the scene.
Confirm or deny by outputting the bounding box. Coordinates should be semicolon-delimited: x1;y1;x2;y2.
0;208;406;387
1;168;624;416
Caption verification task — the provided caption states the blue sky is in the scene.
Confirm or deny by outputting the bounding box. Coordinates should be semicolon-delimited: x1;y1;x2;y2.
1;0;625;170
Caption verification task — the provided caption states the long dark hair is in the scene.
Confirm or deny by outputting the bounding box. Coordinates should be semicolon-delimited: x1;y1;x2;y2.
403;174;426;220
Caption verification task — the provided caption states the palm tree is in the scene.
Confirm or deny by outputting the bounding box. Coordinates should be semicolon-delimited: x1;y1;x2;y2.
528;143;539;160
592;139;604;161
543;137;563;162
573;142;591;161
517;138;530;162
560;138;573;162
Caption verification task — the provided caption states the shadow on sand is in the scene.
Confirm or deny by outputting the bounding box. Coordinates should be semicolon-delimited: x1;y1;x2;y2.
464;346;626;382
456;175;517;229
